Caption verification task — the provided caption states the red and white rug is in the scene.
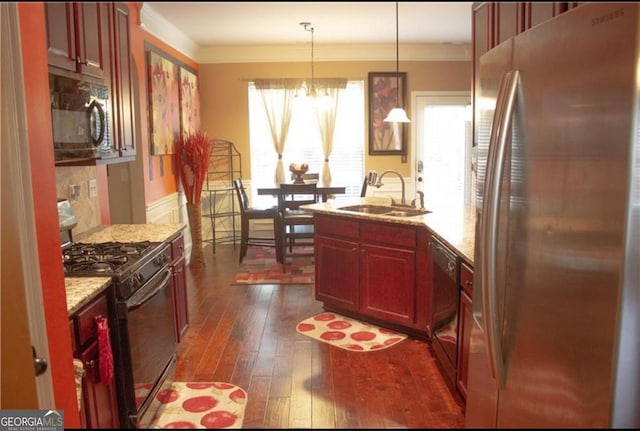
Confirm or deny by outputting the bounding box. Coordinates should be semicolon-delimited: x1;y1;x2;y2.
149;382;247;429
296;312;408;352
233;246;314;285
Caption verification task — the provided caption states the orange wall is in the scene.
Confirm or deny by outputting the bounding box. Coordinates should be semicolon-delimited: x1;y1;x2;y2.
199;59;470;178
18;3;81;426
128;3;199;204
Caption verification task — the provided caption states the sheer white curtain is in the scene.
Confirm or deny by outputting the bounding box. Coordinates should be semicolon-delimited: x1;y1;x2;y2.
253;79;302;183
314;78;347;183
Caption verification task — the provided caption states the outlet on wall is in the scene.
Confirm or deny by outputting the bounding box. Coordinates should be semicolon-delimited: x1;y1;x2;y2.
68;184;81;201
88;179;98;198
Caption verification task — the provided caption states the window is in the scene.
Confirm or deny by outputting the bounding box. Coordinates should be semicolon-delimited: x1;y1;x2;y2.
248;81;364;206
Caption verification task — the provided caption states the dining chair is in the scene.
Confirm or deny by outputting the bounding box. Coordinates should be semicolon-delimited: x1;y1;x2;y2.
360;176;368;197
233;179;282;264
277;183;318;269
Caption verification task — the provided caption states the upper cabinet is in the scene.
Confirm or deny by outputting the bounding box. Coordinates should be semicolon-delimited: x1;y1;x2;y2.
472;2;571;146
47;2;136;165
45;2;110;80
104;2;136;163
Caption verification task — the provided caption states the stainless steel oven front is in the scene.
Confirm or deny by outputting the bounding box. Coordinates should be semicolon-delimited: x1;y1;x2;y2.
115;260;176;428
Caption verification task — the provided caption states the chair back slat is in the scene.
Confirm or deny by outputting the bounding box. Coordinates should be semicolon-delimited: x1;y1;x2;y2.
278;183;318;212
233;179;250;214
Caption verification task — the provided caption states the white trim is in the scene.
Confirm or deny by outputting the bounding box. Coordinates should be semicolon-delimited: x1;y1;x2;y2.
139;3;199;60
2;2;55;406
195;43;471;64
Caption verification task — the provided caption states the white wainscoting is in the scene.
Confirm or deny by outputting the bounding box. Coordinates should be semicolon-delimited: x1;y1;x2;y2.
146;191;193;264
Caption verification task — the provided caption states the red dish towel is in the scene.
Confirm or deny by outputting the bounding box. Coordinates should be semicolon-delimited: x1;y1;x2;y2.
96;316;114;385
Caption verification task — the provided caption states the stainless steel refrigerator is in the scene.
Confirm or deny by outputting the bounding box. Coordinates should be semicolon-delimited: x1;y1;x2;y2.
466;3;640;427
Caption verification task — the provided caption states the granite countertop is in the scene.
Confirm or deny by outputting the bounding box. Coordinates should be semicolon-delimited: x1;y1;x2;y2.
65;277;112;315
302;197;476;265
65;223;187;315
75;223;186;243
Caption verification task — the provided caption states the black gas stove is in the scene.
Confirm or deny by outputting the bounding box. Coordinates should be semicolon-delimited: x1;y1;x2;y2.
63;240;171;299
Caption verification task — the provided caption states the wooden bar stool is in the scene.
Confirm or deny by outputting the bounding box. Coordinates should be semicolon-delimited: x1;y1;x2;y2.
232;179;281;263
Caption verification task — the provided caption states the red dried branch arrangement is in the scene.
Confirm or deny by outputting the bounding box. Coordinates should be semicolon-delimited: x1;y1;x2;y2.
174;131;212;204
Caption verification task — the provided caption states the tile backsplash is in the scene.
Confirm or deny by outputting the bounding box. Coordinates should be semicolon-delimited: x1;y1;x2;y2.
55;166;101;236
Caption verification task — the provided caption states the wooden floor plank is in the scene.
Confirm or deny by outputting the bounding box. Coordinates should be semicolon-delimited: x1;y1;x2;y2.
176;244;465;428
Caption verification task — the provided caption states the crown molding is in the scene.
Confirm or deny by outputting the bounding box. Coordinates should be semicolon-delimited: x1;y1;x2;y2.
139;4;471;64
195;43;471;64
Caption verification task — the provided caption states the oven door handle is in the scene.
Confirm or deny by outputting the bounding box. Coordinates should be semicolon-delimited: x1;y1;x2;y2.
127;269;172;312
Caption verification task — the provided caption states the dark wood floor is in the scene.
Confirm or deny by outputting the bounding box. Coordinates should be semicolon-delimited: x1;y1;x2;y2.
175;243;465;428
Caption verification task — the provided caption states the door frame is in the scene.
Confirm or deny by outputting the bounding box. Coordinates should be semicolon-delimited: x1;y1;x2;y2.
411;91;471;202
1;2;55;407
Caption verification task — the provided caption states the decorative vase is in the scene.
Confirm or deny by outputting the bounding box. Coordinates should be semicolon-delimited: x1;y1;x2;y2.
186;202;205;269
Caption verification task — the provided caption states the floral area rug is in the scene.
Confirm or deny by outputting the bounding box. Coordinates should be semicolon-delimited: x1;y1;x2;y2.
296;312;408;352
233;246;314;285
149;382;247;429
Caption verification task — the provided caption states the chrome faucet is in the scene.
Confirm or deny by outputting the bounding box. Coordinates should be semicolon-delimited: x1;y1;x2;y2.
368;169;408;206
411;191;425;210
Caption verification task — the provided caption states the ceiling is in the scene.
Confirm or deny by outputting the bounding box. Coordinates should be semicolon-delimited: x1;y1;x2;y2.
142;2;473;47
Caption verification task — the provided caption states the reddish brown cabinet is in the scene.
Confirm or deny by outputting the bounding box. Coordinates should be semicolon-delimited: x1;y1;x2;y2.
70;289;119;428
472;2;568;146
314;214;427;335
170;232;189;343
456;262;474;401
107;2;136;161
45;2;110;79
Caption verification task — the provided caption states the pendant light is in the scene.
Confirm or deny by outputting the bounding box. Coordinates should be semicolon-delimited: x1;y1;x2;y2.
384;1;410;123
299;21;328;100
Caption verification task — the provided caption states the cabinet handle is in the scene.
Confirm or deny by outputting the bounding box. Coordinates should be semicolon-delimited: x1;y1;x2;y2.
465;280;473;287
76;57;89;66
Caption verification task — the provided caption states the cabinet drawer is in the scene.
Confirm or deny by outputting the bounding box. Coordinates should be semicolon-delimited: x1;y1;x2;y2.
460;262;474;298
171;234;185;261
361;221;416;248
315;214;359;239
74;294;109;347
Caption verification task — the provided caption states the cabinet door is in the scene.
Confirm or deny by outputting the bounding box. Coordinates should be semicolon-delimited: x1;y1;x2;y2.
360;243;415;326
472;2;494;147
45;2;108;78
456;290;473;401
315;235;360;311
523;2;565;29
76;2;109;79
78;339;119;428
45;2;77;72
172;254;189;343
110;3;136;159
495;2;524;45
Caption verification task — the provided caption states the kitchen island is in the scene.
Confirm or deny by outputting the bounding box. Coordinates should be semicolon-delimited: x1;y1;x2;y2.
303;197;476;400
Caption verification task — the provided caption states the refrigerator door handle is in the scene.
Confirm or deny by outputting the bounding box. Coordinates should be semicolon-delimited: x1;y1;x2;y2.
478;69;519;388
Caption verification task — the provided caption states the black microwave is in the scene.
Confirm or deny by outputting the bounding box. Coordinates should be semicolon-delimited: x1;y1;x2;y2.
49;73;113;163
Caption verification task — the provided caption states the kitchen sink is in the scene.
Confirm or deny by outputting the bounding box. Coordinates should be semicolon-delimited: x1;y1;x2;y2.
386;209;431;217
338;204;430;217
338;204;397;214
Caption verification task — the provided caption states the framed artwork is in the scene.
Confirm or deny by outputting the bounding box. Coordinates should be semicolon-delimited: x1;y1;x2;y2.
179;66;201;135
148;50;180;155
368;72;407;155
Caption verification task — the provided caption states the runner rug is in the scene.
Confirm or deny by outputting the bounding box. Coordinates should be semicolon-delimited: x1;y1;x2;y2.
233;246;314;285
296;312;408;352
150;382;247;429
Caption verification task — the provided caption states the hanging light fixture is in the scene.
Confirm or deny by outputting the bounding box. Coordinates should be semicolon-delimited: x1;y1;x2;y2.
384;1;410;123
300;21;328;100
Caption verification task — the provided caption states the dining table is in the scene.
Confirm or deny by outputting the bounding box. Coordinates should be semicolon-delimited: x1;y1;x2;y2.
256;180;347;202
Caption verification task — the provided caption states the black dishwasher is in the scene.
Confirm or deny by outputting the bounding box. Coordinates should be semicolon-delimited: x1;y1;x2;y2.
429;236;459;387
